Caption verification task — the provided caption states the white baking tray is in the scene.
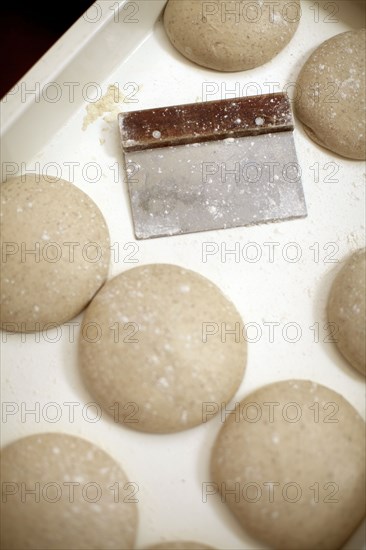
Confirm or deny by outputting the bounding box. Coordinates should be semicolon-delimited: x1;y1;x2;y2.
1;1;365;548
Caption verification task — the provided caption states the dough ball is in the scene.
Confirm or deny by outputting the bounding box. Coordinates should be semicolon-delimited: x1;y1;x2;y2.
0;433;138;550
0;174;110;332
79;264;246;434
146;543;215;549
211;380;365;550
295;30;366;159
327;248;366;376
164;0;301;72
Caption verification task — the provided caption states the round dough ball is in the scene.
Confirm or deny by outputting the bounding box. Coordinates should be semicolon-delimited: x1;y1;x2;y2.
211;380;366;550
79;264;246;434
295;30;366;159
164;0;301;72
327;248;366;376
147;543;215;549
0;174;110;332
0;433;138;550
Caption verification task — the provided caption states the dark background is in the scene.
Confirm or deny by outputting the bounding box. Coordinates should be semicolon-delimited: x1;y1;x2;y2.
1;1;94;98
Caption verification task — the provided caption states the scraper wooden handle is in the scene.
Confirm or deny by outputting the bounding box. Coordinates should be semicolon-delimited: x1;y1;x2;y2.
119;92;293;152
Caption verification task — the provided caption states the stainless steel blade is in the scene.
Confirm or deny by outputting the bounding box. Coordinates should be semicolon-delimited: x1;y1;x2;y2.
124;131;307;239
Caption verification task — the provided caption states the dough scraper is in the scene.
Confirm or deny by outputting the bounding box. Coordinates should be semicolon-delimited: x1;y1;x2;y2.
118;92;307;239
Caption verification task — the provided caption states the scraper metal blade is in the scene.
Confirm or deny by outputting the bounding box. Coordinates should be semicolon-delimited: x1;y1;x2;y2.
119;93;307;239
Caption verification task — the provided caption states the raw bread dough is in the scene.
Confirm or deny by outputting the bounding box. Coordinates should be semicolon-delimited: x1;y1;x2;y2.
327;248;366;376
211;380;366;550
0;174;110;332
79;264;246;433
295;30;366;159
164;0;301;72
0;433;138;550
147;543;215;549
